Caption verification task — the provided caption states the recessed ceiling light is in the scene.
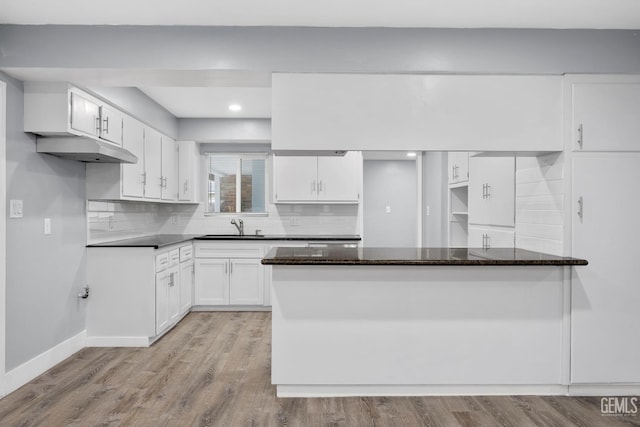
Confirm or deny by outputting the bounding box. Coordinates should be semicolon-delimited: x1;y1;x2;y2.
228;104;242;112
407;152;417;157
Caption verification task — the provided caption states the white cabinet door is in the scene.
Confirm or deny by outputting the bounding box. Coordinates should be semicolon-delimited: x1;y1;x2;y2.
121;116;145;198
448;152;469;184
317;152;361;202
178;140;196;202
571;154;640;383
179;260;194;314
161;136;177;201
70;91;100;137
468;156;515;227
194;258;229;305
273;156;318;202
229;258;264;305
144;127;162;200
99;104;124;145
573;83;640;152
155;269;171;335
167;266;180;325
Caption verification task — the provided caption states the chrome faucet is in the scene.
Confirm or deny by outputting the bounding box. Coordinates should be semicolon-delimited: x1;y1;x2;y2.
231;218;244;236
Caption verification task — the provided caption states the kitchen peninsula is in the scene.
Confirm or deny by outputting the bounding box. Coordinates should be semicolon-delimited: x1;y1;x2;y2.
263;247;587;397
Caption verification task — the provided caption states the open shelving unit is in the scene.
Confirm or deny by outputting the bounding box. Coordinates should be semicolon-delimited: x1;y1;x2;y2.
448;176;469;248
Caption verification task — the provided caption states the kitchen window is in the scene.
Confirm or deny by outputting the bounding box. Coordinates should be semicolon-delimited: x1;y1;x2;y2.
204;153;267;214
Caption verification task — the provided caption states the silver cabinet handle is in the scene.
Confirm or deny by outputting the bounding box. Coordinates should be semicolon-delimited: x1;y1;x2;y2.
141;172;146;185
318;181;323;193
230;261;233;275
482;183;487;199
311;181;316;194
103;116;109;134
95;116;101;134
577;196;583;221
577;124;583;149
485;184;491;199
485;234;491;249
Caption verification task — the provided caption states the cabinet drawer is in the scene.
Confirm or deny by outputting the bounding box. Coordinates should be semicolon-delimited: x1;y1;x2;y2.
156;253;170;272
180;245;193;262
169;249;180;266
196;243;264;259
469;226;515;249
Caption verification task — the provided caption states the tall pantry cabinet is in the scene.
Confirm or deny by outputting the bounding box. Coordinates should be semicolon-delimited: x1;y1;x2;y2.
569;76;640;386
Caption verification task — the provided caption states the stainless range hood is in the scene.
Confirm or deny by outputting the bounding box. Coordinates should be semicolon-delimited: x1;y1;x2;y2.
36;136;138;164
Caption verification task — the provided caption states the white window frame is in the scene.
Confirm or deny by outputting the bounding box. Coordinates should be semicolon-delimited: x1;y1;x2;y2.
202;152;269;216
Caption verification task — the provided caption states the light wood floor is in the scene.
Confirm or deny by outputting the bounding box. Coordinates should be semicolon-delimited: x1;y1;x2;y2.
0;312;637;426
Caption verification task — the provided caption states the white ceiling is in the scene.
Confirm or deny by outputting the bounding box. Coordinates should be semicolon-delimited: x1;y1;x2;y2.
1;0;640;28
3;0;639;119
140;87;272;119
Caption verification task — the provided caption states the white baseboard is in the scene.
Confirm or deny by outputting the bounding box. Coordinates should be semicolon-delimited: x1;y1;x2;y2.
276;384;570;398
191;305;271;312
570;384;640;396
5;330;86;395
86;336;150;347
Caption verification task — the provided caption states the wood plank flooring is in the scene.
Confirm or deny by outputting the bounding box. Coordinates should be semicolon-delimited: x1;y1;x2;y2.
0;312;637;426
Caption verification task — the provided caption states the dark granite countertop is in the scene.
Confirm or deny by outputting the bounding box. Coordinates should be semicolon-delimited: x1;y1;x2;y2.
194;234;361;241
87;234;362;249
261;247;588;266
87;234;200;249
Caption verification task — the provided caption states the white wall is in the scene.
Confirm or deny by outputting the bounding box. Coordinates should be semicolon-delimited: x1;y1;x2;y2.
515;153;565;255
0;80;7;395
1;72;87;371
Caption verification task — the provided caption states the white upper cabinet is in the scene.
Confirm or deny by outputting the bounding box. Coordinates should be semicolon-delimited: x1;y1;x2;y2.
468;155;515;227
98;104;124;145
272;74;562;153
273;152;361;203
572;82;640;152
144;128;163;200
317;152;361;202
273;156;318;202
161;136;177;201
121;116;145;198
25;83;126;146
448;152;469;185
178;141;197;202
69;91;100;137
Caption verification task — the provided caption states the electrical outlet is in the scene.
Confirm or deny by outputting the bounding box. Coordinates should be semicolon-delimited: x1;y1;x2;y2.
385;206;391;214
44;218;51;235
10;200;23;218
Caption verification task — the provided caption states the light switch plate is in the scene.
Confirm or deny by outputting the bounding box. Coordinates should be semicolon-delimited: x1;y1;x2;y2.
385;206;391;214
10;199;23;218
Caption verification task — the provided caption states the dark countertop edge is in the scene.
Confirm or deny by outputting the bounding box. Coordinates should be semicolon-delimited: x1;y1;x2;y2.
86;235;199;249
193;235;362;241
87;234;362;248
261;259;588;266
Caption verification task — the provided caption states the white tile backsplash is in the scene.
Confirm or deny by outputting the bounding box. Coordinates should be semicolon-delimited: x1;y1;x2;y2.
87;199;361;244
515;153;565;255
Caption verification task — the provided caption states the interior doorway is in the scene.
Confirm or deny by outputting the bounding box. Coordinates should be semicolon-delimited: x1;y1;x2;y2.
363;153;418;247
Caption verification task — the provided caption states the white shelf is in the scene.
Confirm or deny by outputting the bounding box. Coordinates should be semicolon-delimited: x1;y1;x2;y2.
451;211;468;216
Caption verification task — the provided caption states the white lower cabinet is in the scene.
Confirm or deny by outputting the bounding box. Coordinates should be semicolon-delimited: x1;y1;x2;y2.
86;242;193;347
468;226;515;249
194;242;265;307
194;258;229;305
571;154;640;384
194;249;265;307
155;264;179;335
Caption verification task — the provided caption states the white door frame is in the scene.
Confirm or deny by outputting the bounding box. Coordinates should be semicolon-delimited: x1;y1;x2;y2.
0;80;7;397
